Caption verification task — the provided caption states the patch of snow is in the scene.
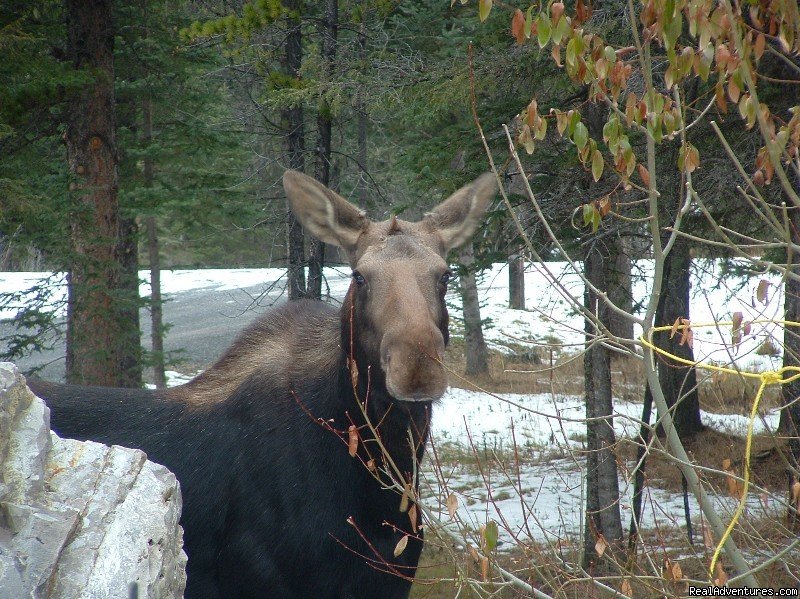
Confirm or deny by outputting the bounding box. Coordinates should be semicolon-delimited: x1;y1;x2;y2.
426;387;785;546
2;261;792;549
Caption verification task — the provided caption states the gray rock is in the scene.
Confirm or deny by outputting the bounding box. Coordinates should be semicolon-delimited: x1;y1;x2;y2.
0;363;187;598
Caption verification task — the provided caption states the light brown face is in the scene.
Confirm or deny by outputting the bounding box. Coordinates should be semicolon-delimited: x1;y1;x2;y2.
283;170;496;403
348;222;452;402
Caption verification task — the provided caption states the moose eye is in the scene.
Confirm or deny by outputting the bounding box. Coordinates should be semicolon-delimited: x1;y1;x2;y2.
440;270;452;287
352;271;366;286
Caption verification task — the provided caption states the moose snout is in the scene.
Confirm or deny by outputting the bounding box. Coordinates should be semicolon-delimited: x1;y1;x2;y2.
381;328;447;402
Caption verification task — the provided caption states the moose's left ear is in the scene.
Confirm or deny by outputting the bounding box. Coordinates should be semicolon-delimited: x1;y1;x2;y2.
424;173;496;252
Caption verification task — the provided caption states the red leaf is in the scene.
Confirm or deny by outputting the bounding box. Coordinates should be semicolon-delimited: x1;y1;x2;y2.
511;9;526;45
348;425;358;457
637;163;650;187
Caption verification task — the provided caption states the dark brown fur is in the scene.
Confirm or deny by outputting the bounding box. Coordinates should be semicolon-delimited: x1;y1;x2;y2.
34;170;496;599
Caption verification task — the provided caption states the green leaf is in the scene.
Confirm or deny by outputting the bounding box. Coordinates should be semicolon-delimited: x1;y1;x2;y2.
551;12;569;45
519;124;535;154
566;37;577;67
479;0;492;22
583;203;594;227
664;9;682;51
664;65;675;89
568;109;582;135
537;13;551;48
573;121;588;150
483;520;499;552
524;7;534;37
592;149;604;181
602;116;618;144
534;116;547;140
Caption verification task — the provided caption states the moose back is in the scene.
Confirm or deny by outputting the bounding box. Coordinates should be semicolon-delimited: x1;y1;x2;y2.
30;170;495;599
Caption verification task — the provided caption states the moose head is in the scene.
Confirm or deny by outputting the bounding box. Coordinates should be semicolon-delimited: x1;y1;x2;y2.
283;171;496;404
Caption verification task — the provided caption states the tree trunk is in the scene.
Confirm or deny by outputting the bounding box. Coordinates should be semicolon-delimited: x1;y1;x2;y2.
781;189;800;531
583;242;623;572
145;215;166;388
459;245;488;376
356;7;368;208
117;214;142;387
283;3;305;301
607;235;634;342
307;0;338;300
654;234;703;438
508;253;525;309
64;0;139;386
138;8;166;389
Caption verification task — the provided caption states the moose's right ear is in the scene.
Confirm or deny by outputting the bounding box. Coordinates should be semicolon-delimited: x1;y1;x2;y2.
424;173;496;252
283;170;368;251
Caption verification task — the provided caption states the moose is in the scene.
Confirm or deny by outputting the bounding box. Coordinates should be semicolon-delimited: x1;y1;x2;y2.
29;170;496;598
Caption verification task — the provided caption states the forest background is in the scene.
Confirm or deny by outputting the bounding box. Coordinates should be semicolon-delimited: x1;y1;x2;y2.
2;0;800;595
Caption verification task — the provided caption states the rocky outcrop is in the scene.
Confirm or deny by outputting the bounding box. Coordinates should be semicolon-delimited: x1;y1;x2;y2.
0;363;187;598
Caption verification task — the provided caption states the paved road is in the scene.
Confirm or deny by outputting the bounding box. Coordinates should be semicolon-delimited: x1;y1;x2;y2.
1;280;291;383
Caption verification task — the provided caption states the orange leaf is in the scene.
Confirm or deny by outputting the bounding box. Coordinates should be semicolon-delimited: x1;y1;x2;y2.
682;326;694;349
756;279;769;304
732;311;743;347
551;2;565;23
349;357;359;389
714;561;729;585
727;78;740;104
595;534;608;557
481;556;489;581
446;492;458;519
637;163;650;187
702;524;714;549
754;33;766;60
527;98;538;127
408;504;418;533
393;534;409;557
670;316;682;339
621;578;632;597
348;425;358;457
511;9;526;45
725;464;741;498
715;80;727;112
575;0;588;24
399;482;413;512
664;558;676;580
597;196;611;217
551;44;562;66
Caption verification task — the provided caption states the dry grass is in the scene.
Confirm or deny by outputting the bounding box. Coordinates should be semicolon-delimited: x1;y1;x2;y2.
411;514;799;598
445;341;790;496
443;338;643;400
618;428;790;496
415;343;799;596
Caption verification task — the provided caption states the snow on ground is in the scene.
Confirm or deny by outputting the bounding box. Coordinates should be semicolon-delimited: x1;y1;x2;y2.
474;260;785;372
432;388;781;452
426;387;784;547
2;260;791;547
1;259;788;374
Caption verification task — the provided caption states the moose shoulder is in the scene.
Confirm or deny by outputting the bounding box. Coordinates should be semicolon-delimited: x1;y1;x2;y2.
30;171;496;599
